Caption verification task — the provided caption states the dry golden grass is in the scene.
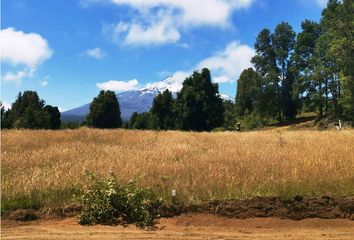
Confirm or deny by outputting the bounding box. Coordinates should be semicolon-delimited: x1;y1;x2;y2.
1;128;354;210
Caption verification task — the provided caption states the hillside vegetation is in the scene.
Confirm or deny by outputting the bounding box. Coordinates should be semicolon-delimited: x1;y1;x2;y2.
2;129;354;211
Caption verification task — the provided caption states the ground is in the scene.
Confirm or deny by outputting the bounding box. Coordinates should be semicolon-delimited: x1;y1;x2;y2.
2;126;354;239
2;214;354;240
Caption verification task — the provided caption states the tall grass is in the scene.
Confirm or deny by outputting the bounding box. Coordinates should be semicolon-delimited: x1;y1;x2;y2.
1;128;354;211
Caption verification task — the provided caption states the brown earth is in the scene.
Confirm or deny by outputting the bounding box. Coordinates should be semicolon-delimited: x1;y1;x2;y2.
2;196;354;239
161;196;354;220
2;214;354;240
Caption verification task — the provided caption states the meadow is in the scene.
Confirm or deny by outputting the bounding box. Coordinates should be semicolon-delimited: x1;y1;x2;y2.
1;128;354;211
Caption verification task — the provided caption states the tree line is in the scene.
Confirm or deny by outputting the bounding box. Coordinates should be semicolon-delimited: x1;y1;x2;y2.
1;91;61;129
235;0;353;128
129;0;353;130
1;0;352;131
128;68;225;131
89;68;225;131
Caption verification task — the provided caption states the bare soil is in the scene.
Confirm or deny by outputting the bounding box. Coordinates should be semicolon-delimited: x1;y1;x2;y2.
2;214;354;240
2;196;353;239
161;196;354;220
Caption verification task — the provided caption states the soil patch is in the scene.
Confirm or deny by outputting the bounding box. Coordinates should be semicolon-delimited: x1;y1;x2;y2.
160;196;354;220
2;196;353;223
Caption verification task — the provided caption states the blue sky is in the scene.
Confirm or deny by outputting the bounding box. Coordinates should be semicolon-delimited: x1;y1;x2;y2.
1;0;326;111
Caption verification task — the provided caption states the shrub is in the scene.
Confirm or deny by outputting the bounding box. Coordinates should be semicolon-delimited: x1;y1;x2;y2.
239;113;277;130
77;171;161;228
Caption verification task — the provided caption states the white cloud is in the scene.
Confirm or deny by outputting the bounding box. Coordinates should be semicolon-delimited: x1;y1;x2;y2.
84;47;106;59
3;68;35;83
213;75;231;83
100;0;255;46
97;79;139;91
144;41;254;91
0;27;53;84
40;81;48;87
124;17;181;46
110;0;253;26
1;27;53;67
1;101;11;110
198;41;255;83
96;40;254;93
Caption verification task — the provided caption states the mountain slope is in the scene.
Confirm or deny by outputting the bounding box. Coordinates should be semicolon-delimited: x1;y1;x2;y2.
61;77;233;123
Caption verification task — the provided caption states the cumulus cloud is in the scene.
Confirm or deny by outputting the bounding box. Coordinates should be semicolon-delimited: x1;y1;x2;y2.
198;41;255;83
0;27;53;84
99;0;255;46
124;17;181;46
84;47;106;59
1;27;53;67
97;79;139;91
3;68;35;83
144;41;255;91
95;40;254;93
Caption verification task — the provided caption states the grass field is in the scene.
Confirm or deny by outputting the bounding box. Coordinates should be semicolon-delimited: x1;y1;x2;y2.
1;128;354;211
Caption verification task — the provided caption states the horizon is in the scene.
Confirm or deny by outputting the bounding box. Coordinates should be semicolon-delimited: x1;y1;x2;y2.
1;0;325;111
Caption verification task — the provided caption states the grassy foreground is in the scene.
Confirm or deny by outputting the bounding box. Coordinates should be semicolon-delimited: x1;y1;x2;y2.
1;128;354;211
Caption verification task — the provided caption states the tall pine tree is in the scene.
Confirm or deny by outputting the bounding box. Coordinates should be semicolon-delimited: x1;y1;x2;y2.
150;89;175;130
175;68;224;131
86;90;122;128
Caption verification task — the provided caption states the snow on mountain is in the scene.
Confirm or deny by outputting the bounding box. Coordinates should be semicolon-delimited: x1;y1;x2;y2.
219;94;234;102
140;75;183;93
61;76;232;123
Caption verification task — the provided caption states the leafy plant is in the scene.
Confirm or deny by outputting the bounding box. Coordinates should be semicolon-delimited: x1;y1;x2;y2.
77;171;161;228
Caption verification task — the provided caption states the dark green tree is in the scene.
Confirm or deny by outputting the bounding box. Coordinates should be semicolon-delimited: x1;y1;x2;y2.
1;104;12;129
222;100;237;130
14;108;51;129
235;68;263;117
10;91;45;125
272;22;297;120
321;0;354;120
131;112;153;130
150;89;175;130
293;20;323;114
86;90;122;128
4;91;60;129
174;68;224;131
128;112;139;129
251;29;280;119
44;105;61;129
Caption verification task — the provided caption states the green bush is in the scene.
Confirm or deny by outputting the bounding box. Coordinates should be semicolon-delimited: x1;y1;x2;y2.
77;171;161;228
239;113;277;130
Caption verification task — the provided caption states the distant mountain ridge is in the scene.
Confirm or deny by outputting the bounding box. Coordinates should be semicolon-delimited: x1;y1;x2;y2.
61;76;233;123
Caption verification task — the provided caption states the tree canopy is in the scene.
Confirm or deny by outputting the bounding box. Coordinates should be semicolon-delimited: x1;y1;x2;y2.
174;68;224;131
1;91;61;129
86;90;122;129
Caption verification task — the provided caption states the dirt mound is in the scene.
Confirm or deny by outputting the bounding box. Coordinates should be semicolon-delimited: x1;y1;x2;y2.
160;196;354;220
3;196;353;223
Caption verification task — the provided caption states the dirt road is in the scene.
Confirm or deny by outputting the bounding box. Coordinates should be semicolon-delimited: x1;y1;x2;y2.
2;214;354;240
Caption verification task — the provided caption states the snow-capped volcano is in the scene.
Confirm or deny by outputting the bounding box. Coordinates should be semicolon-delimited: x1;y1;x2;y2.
219;94;234;102
140;75;182;93
61;76;232;123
